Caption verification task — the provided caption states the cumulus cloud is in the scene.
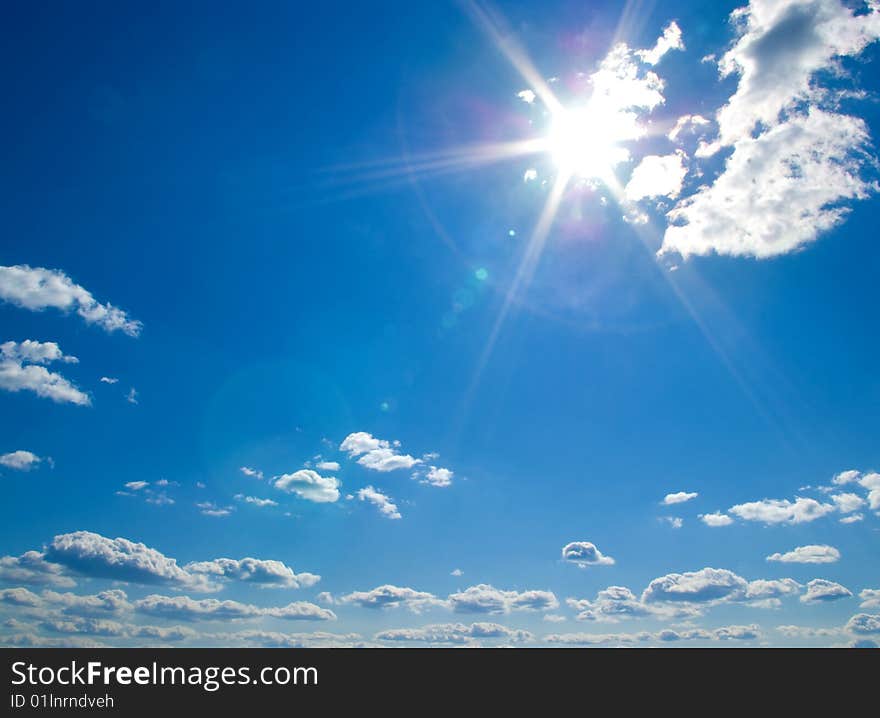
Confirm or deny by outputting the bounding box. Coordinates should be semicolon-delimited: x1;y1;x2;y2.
767;544;840;564
636;21;685;65
419;466;453;488
545;625;759;645
832;469;861;486
339;585;443;612
43;531;214;592
376;622;532;645
448;584;558;614
0;340;89;405
663;491;698;505
744;579;802;609
221;630;363;648
859;589;880;610
660;1;880;259
184;558;319;589
339;432;420;472
0;265;141;336
567;586;699;623
800;578;852;603
662;109;876;258
274;470;340;503
240;466;263;480
857;472;880;510
0;450;43;471
235;495;278;508
625;151;688;201
561;541;615;567
831;492;866;514
133;594;334;622
699;512;734;527
846;613;880;635
357;486;401;519
0;552;75;588
0;587;42;607
642;568;748;604
711;0;880;150
195;502;232;517
314;461;340;472
42;589;131;618
728;496;836;524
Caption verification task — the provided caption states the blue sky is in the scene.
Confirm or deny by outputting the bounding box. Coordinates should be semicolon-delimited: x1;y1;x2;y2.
1;0;879;647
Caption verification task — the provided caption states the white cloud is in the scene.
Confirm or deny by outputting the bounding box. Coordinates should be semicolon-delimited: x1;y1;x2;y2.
376;622;532;645
274;469;340;504
567;586;699;623
543;614;566;623
523;168;538;182
125;387;138;405
339;585;442;612
0;587;42;607
700;512;733;527
636;21;685;65
660;2;880;260
339;431;385;456
846;613;880;635
668;114;711;142
448;584;558;614
240;466;263;480
234;494;278;508
830;493;865;514
625;152;688;201
839;513;864;524
196;502;233;517
776;624;842;639
184;558;319;589
99;376;118;384
0;450;42;471
420;466;453;488
43;531;214;591
545;625;759;645
859;589;880;610
356;447;419;472
124;481;148;491
450;568;463;577
0;265;141;336
42;589;131;618
711;0;880;150
357;486;401;519
728;496;836;524
661;108;876;258
339;432;420;473
131;594;335;623
663;491;698;505
516;89;536;104
315;461;340;472
0;340;89;405
745;578;801;601
561;541;615;567
832;469;861;485
642;568;748;604
0;551;75;587
767;544;840;564
858;472;880;510
663;517;684;529
800;578;852;603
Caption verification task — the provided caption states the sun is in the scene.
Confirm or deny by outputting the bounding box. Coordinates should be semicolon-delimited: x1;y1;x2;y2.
545;105;631;180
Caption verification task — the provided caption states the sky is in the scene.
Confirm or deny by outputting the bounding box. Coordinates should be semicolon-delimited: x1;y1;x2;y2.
1;0;879;648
